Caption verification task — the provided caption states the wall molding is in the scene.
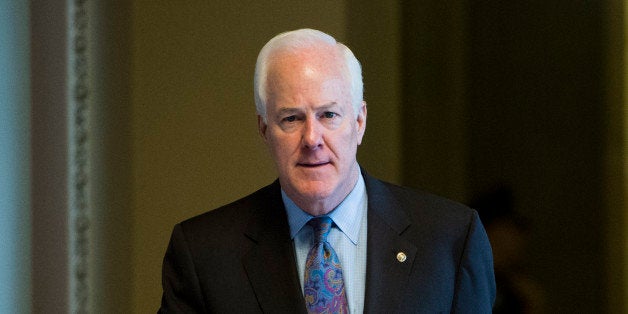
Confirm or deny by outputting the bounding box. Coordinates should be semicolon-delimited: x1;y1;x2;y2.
69;0;91;312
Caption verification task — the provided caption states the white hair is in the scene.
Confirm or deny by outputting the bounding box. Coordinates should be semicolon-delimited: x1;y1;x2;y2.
254;29;363;122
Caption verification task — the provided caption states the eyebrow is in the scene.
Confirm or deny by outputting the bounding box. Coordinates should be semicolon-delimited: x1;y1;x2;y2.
276;102;339;115
276;107;302;116
317;102;339;111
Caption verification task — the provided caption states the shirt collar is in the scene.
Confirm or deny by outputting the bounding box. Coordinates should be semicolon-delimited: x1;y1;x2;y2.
283;171;366;245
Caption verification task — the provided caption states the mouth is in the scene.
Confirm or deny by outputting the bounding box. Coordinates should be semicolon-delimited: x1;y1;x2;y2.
297;161;331;168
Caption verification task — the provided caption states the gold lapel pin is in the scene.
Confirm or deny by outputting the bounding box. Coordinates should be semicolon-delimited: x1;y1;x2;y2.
396;252;407;262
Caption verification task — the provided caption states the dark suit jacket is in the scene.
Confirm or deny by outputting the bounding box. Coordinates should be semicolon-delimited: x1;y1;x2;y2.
159;172;495;313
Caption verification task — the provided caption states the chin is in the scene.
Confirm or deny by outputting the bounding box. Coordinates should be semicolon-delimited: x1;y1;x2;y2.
299;182;334;199
289;180;336;201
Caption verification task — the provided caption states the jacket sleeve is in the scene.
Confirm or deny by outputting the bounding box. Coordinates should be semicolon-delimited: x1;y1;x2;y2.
159;223;206;313
452;211;496;313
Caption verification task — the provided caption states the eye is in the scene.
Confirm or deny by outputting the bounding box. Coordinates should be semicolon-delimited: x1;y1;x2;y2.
322;112;337;119
282;115;297;122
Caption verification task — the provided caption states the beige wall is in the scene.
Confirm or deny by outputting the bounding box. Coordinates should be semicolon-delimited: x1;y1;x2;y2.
129;2;401;311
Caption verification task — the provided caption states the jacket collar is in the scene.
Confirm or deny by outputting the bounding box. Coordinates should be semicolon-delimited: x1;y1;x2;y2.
362;172;417;313
241;180;307;313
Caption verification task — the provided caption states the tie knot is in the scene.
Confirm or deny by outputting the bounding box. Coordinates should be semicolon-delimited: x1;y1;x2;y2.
308;216;333;243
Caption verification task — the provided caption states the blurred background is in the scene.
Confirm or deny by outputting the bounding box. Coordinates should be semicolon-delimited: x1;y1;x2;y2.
2;0;626;313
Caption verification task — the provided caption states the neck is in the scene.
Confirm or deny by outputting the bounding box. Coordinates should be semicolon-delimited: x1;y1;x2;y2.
297;198;340;217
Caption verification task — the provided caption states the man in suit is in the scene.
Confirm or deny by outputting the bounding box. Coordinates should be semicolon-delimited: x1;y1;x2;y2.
159;28;495;313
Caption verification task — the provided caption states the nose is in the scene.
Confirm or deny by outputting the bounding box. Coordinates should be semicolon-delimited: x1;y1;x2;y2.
302;116;323;150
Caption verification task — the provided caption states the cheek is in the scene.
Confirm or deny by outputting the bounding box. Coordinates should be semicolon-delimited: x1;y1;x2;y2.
267;134;295;160
339;127;359;145
334;130;360;157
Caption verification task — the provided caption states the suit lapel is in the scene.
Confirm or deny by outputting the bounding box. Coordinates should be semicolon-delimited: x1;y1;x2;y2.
241;182;307;313
363;174;418;313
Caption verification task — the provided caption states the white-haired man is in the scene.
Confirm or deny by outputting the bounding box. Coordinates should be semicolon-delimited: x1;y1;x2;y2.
160;29;495;313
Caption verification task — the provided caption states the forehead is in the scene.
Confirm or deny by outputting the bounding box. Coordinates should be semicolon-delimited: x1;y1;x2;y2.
267;46;348;84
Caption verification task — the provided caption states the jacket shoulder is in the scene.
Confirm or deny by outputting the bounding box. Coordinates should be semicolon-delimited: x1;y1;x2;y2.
176;180;281;242
365;176;476;226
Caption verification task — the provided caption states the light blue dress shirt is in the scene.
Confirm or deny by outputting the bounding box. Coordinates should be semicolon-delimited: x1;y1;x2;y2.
282;173;368;314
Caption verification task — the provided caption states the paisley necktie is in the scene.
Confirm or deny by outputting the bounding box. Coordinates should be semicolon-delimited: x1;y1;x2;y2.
303;216;349;313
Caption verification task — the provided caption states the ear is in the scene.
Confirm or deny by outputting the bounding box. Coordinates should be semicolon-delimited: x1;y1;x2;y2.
258;115;268;141
356;101;367;145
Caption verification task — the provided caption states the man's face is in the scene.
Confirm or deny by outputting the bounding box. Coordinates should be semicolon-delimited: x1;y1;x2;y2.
258;47;366;215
